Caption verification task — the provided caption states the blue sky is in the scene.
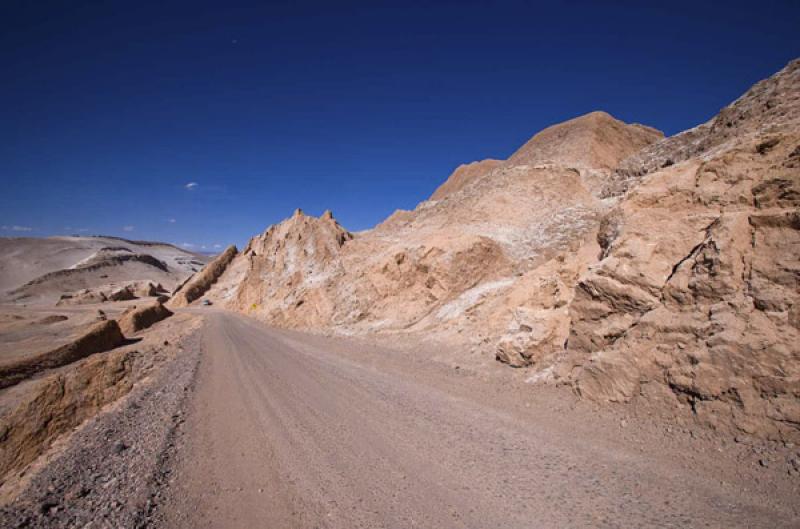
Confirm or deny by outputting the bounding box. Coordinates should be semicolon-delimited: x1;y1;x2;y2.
2;1;799;251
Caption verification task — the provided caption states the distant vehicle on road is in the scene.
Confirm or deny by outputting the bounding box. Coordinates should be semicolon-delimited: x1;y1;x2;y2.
201;299;212;306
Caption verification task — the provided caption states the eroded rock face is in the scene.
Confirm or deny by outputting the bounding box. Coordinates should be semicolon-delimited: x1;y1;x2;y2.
0;320;126;390
562;72;800;440
611;58;800;194
209;59;799;441
170;245;238;307
0;346;135;481
117;301;173;335
220;162;605;338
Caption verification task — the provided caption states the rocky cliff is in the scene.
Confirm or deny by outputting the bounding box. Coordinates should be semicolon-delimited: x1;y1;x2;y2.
207;59;800;441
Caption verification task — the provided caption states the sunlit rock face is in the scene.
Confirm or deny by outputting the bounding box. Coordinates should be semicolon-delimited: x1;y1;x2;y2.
207;59;800;442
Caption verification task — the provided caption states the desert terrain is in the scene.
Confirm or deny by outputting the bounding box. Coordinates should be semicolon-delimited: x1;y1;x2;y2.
0;60;798;528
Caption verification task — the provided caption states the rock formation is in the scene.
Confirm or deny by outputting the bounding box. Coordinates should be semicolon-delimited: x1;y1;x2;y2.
118;301;173;335
205;59;799;441
170;245;238;307
0;320;125;389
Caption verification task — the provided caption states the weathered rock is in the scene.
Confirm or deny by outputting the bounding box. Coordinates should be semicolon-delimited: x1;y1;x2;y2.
0;320;126;389
430;159;503;200
107;286;136;301
170;245;238;307
117;301;173;335
56;289;107;306
566;131;800;440
199;59;800;442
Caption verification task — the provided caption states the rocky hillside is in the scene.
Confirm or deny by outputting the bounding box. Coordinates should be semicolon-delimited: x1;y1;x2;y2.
204;59;800;442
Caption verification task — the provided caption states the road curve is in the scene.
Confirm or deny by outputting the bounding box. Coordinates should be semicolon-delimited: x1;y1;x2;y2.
160;310;797;528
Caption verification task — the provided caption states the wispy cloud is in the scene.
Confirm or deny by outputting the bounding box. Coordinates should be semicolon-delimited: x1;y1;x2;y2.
1;225;33;232
64;226;89;233
122;225;135;232
213;244;222;249
181;242;196;248
168;218;177;223
184;182;199;191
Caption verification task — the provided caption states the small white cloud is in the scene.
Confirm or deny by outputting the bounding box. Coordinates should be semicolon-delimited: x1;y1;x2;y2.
201;245;207;250
1;225;33;232
184;182;199;190
168;218;176;223
64;227;89;233
181;242;196;248
122;226;135;232
213;244;222;249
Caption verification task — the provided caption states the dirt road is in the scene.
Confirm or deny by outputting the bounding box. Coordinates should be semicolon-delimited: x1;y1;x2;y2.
159;310;798;528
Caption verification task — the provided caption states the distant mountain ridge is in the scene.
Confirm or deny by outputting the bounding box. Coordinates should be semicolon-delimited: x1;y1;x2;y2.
0;235;209;304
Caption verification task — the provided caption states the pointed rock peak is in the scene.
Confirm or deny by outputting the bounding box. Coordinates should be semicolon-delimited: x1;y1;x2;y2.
293;208;304;217
321;209;334;221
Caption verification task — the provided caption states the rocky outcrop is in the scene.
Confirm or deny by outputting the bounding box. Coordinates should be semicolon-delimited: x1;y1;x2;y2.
611;58;800;195
117;301;173;335
56;290;108;306
558;67;800;441
207;59;799;441
107;285;136;301
211;114;664;339
0;320;126;389
0;344;135;483
231;209;352;327
54;281;165;306
170;245;238;307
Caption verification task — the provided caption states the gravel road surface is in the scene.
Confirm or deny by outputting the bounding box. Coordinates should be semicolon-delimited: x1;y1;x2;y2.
157;310;799;528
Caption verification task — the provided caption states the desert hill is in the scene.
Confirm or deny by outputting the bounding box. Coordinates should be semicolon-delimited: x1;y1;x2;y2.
197;59;799;442
507;111;664;170
0;236;208;305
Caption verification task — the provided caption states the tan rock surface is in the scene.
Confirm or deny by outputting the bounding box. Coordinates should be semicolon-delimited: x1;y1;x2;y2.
430;159;503;200
169;245;238;308
117;301;173;335
0;320;125;390
205;59;799;441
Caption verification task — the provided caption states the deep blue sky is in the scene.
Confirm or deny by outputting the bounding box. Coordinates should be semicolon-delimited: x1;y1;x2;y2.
2;1;799;251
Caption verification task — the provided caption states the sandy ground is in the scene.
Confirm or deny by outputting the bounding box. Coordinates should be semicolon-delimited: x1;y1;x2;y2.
154;310;799;529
